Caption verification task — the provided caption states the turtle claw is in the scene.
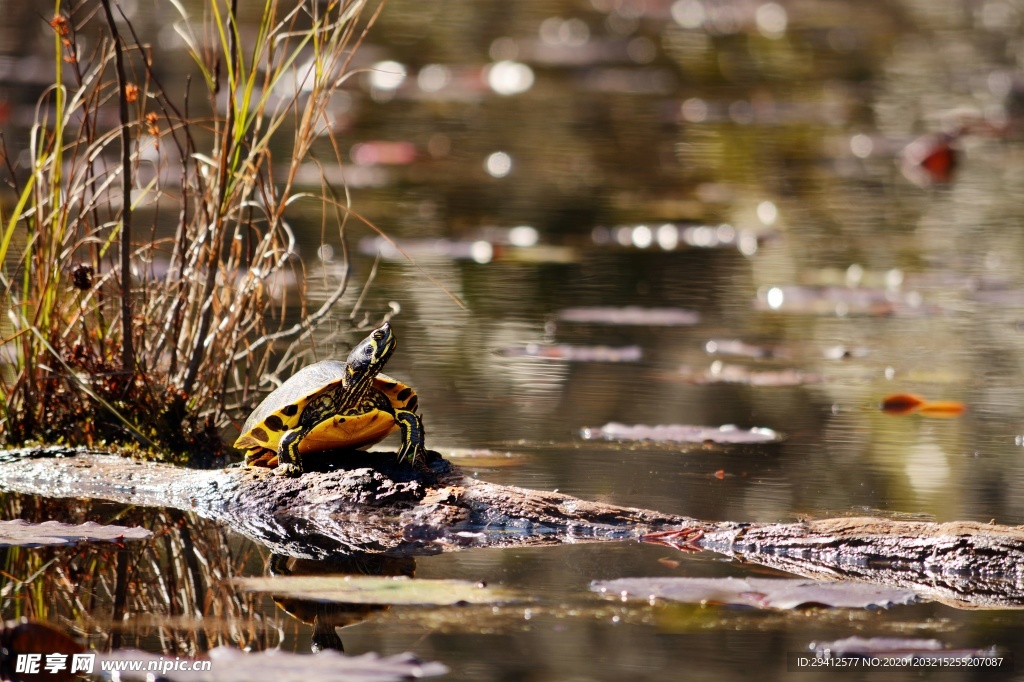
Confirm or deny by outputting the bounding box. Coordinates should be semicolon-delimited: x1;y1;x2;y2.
640;527;706;552
274;463;303;478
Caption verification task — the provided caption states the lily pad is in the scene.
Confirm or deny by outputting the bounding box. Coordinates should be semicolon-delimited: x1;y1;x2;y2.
557;306;700;326
0;519;152;547
234;575;521;606
95;647;448;681
498;343;642;362
592;577;919;610
581;423;784;444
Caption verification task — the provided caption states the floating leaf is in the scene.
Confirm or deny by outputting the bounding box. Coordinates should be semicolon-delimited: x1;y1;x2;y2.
498;343;642;362
916;401;967;418
592;577;919;610
901;132;959;187
501;244;578;264
590;224;763;255
440;448;527;468
811;636;942;654
350;140;417;166
705;339;785;359
581;423;784;444
0;519;152;547
557;306;699;326
821;344;870;360
755;285;935;317
881;393;966;418
880;393;925;415
677;362;822;386
357;237;576;264
234;576;521;606
808;636;1001;663
95;647;448;681
705;340;871;361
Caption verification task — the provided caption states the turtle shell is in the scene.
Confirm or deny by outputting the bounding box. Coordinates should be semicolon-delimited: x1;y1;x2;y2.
234;360;348;453
235;367;418;466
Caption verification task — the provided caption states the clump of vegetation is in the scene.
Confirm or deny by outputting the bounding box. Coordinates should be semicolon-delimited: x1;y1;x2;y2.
0;0;383;464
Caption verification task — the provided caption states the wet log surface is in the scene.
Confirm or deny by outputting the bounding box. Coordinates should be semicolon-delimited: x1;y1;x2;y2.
4;446;1024;608
696;517;1024;609
0;447;688;558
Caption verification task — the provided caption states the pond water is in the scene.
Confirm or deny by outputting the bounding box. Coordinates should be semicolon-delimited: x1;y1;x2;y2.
7;0;1024;679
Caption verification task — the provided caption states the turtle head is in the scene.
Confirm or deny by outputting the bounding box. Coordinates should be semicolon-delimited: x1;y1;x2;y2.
346;323;396;386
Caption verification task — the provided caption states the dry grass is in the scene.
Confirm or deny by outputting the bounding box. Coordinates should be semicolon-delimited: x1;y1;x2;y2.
0;0;386;463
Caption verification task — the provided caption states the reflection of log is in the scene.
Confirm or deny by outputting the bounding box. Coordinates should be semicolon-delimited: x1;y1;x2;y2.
6;447;1024;609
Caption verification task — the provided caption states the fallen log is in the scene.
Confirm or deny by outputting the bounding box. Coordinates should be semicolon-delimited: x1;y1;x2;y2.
0;447;689;559
4;446;1024;609
695;517;1024;609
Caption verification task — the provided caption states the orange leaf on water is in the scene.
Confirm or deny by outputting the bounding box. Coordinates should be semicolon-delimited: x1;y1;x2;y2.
881;393;926;415
916;401;967;418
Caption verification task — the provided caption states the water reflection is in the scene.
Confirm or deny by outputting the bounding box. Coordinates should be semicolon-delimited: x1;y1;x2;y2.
267;554;416;653
0;496;278;655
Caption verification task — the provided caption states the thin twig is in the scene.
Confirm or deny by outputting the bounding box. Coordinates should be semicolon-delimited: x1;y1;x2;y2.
98;0;136;373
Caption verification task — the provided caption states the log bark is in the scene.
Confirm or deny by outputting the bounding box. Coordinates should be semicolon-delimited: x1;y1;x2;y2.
0;447;688;559
694;517;1024;609
4;446;1024;609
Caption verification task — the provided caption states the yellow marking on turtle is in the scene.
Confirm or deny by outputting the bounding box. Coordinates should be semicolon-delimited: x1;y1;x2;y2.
298;408;398;454
373;373;418;411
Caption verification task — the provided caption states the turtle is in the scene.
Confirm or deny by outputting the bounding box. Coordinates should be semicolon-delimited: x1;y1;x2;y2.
233;323;425;475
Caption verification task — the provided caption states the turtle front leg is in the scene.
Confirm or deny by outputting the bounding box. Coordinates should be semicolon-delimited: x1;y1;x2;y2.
275;429;306;477
394;409;426;467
